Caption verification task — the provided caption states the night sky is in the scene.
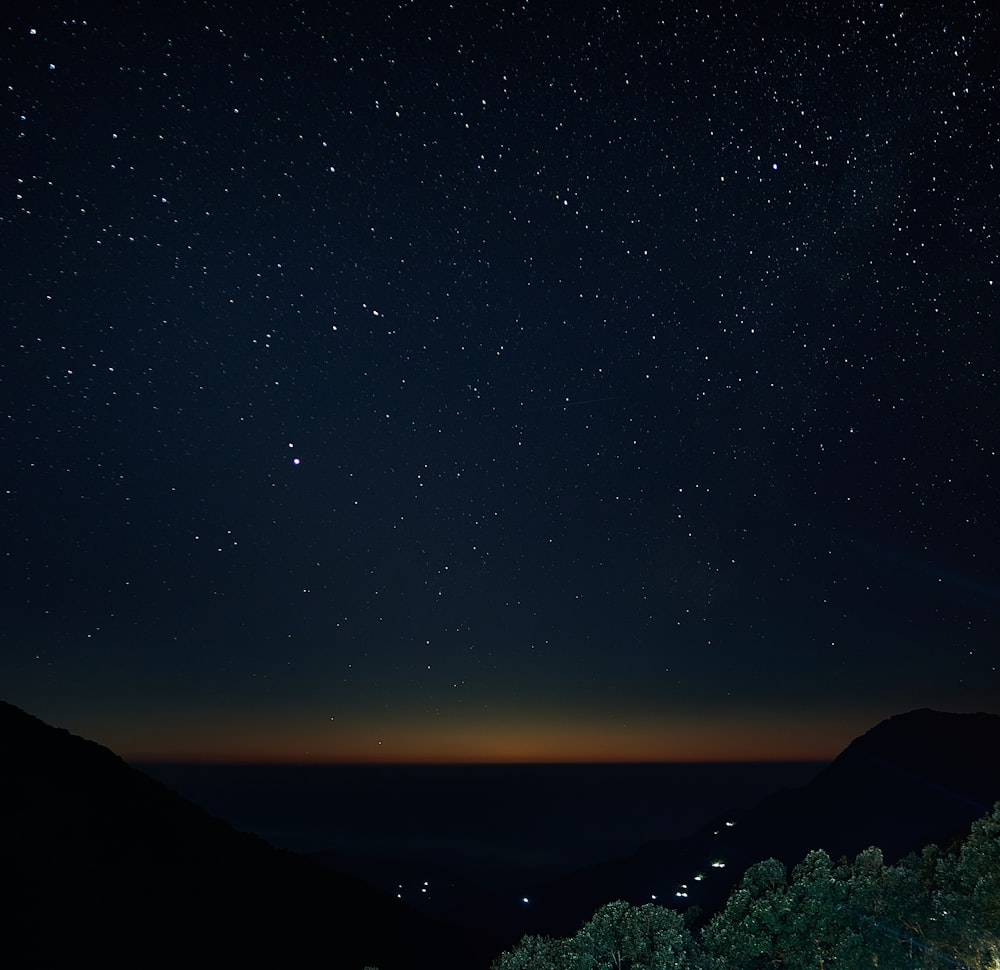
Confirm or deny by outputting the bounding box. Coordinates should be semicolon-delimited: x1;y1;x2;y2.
4;1;998;764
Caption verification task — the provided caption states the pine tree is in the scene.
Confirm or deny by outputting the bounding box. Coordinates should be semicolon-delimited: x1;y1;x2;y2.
931;802;1000;969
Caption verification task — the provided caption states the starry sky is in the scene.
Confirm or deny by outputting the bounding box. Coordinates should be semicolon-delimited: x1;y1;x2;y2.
3;0;998;764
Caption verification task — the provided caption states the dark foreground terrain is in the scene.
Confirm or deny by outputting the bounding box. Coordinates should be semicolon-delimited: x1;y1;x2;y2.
3;703;999;967
0;700;498;970
513;708;1000;938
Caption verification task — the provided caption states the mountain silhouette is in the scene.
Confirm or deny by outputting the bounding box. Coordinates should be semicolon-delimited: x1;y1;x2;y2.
513;708;1000;938
0;700;497;969
5;703;998;962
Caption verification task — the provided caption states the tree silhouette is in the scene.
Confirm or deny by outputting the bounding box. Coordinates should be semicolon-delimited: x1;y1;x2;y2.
494;803;1000;970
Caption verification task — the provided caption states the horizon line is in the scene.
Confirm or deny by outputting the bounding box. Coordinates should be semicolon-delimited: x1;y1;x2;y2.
127;755;834;767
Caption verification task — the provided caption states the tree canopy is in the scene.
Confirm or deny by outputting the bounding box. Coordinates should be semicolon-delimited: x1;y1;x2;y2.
492;802;1000;970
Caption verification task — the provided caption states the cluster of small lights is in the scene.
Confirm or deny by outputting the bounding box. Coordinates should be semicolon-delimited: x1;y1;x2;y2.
657;822;738;900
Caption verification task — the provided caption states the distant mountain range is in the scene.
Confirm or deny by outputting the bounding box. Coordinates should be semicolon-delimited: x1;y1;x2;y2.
514;708;1000;938
3;703;998;966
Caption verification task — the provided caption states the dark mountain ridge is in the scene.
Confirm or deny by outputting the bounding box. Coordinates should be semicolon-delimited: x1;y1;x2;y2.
513;708;1000;938
4;703;999;963
0;700;497;969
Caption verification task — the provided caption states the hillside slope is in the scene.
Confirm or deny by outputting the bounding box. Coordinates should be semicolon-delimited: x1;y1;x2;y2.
0;701;497;969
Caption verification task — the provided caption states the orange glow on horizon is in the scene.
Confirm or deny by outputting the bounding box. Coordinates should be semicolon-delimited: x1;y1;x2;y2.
115;708;858;766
